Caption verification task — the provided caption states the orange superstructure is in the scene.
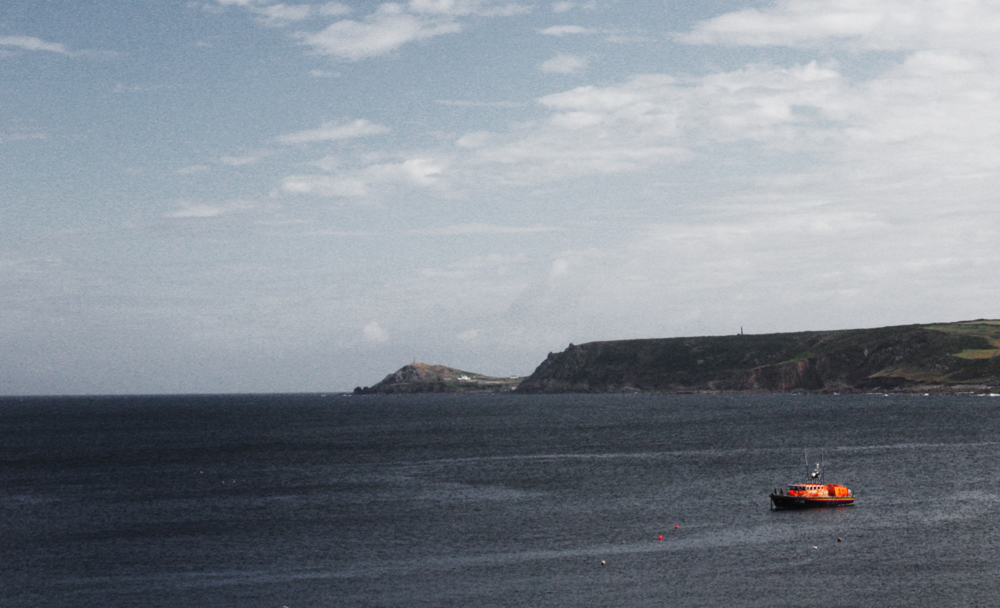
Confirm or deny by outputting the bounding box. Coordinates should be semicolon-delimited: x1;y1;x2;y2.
786;483;851;498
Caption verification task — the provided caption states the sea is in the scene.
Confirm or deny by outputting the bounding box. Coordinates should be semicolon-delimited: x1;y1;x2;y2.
3;392;1000;608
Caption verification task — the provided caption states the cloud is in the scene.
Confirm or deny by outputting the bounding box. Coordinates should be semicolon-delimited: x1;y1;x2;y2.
457;328;479;341
308;68;341;77
255;3;315;23
219;151;271;166
377;157;445;185
0;131;48;143
164;200;252;218
297;3;462;60
282;157;447;198
436;99;523;108
231;1;351;24
319;2;352;16
281;175;370;197
0;35;71;54
277;119;389;144
175;164;211;175
539;25;594;36
113;83;171;94
363;321;389;343
454;74;693;182
551;1;595;13
539;52;587;73
409;223;559;235
443;30;1000;196
289;0;528;60
678;0;1000;52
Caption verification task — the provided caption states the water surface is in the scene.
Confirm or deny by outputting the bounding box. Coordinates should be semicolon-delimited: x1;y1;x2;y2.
3;393;1000;607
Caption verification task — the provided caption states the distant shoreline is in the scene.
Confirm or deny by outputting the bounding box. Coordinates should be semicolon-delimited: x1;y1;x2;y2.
359;320;1000;395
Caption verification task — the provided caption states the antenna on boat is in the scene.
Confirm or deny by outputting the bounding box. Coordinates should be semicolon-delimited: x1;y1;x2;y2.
808;450;824;482
804;450;823;482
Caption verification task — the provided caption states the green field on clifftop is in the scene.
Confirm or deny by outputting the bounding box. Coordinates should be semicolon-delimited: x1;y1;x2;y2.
927;320;1000;360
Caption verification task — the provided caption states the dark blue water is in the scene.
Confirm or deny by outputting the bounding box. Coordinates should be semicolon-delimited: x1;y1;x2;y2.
3;393;1000;607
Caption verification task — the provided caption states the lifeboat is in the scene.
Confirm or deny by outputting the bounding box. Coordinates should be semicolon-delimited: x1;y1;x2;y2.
769;460;855;509
769;482;855;509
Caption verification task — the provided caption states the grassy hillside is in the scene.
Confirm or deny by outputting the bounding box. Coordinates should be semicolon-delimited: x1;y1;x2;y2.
515;320;1000;394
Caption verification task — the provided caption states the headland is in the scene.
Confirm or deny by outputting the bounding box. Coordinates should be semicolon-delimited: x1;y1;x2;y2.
356;320;1000;395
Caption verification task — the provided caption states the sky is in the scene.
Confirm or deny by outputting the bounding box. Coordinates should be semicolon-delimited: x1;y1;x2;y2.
3;0;999;395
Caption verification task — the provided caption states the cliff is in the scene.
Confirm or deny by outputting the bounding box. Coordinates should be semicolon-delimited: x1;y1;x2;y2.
515;320;1000;394
354;362;523;394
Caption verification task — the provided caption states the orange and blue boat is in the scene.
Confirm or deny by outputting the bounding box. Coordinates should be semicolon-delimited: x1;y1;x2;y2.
769;460;855;509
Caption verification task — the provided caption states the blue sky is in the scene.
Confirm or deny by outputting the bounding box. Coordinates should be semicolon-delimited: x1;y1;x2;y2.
3;0;999;394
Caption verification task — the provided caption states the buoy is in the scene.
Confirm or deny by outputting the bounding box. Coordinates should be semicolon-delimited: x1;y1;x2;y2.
837;537;842;542
675;525;679;529
658;536;663;541
601;560;606;566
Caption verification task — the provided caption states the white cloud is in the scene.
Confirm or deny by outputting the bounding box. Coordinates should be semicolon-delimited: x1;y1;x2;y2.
164;200;253;218
409;223;559;235
455;131;496;148
283;156;447;198
281;175;369;197
298;4;462;60
0;35;70;54
319;2;352;16
376;157;445;186
289;0;527;60
552;1;595;13
679;0;1000;52
277;119;389;144
539;52;587;73
0;131;48;143
363;321;389;343
436;99;523;108
457;328;479;341
308;68;341;77
255;3;315;23
539;25;593;36
175;164;211;175
549;258;570;278
113;83;170;94
219;151;270;166
235;1;348;23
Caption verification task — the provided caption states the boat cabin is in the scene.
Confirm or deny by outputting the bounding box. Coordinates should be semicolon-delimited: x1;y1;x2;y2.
785;483;852;497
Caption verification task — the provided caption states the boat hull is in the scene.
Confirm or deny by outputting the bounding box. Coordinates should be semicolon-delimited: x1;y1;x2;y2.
770;494;855;509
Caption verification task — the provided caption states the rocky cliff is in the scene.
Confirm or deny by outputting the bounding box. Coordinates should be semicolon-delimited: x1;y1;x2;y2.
515;320;1000;394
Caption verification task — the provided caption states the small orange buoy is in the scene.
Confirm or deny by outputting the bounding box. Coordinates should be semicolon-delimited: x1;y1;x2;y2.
837;537;842;542
675;525;679;529
658;536;663;541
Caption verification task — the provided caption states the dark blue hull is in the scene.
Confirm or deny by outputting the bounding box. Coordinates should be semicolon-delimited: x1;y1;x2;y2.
770;493;855;509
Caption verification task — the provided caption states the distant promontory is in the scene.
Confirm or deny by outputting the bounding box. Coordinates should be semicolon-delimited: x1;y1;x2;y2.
356;320;1000;395
353;363;523;395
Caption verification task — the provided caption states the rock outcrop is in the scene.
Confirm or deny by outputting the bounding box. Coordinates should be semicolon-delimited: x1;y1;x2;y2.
354;363;522;394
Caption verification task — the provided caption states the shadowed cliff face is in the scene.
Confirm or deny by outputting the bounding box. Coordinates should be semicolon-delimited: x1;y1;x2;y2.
516;321;1000;394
